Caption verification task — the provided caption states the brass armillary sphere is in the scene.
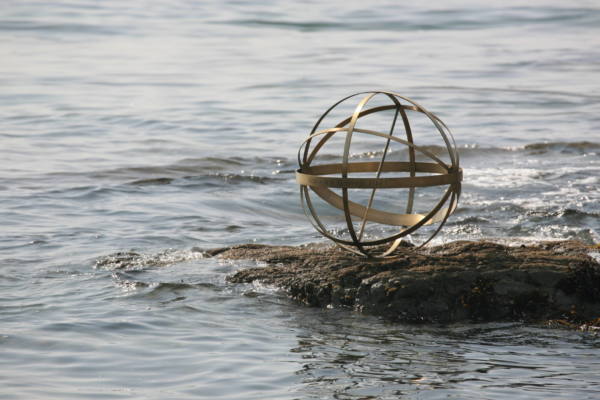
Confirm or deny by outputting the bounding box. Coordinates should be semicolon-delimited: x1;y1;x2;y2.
295;91;462;257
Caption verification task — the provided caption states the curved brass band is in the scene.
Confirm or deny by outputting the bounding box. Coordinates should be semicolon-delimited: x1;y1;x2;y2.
296;163;462;189
302;161;447;175
308;184;456;227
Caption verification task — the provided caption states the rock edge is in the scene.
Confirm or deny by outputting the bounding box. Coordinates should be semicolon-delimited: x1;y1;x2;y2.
212;240;600;325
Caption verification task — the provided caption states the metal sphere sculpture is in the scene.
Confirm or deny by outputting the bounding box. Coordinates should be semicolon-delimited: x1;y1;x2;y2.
296;91;462;257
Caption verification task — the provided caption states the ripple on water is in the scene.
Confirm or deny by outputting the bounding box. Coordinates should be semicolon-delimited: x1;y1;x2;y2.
287;313;600;399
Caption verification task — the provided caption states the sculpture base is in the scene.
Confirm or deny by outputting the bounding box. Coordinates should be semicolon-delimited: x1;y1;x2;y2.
213;240;600;327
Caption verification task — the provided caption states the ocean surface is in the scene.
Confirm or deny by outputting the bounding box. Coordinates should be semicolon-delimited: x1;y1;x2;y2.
1;0;600;398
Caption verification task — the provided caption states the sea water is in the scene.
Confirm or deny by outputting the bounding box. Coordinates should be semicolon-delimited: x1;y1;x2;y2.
1;1;599;398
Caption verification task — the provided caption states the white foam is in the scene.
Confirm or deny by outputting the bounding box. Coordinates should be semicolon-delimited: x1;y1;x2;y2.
465;167;543;189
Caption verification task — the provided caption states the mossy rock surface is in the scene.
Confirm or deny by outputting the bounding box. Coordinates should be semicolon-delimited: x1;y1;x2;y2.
211;240;600;325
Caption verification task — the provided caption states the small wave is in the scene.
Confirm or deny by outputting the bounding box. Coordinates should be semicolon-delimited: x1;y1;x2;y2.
112;274;218;293
216;8;600;32
313;144;509;162
42;320;150;333
176;156;247;168
147;281;218;293
189;173;280;185
96;248;206;271
450;216;491;225
0;19;123;36
524;141;600;155
526;208;600;221
216;18;497;32
61;155;292;182
129;177;174;186
93;159;242;180
334;142;600;161
127;173;282;188
28;156;290;193
561;208;600;218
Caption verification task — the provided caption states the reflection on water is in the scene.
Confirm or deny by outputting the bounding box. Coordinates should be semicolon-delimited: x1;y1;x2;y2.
289;309;600;399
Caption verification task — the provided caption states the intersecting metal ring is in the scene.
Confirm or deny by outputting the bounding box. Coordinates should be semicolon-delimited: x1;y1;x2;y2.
296;91;462;257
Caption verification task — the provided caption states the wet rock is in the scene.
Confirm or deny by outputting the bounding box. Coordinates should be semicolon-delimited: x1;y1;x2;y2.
215;240;600;324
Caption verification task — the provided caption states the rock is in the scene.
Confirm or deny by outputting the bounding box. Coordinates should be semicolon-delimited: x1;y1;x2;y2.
213;240;600;325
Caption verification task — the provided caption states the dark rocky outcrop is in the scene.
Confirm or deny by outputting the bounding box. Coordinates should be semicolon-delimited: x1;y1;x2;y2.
213;240;600;326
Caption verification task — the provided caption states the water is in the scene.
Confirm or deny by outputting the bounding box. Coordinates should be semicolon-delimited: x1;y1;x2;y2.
1;0;600;398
